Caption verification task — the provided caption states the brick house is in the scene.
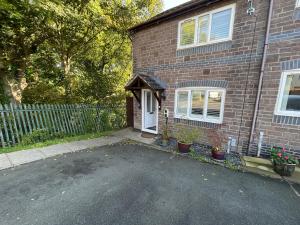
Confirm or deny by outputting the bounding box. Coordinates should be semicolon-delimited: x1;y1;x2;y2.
125;0;300;157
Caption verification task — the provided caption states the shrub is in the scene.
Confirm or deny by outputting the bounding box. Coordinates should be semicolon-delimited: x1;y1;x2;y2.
21;129;64;145
271;146;299;165
174;124;202;144
207;130;225;152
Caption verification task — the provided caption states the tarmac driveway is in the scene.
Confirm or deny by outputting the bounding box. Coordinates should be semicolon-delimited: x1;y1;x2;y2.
0;143;299;225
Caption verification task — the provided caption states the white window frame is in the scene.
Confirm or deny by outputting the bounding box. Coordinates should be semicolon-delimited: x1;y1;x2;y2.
296;0;300;8
274;69;300;117
174;87;226;124
177;4;236;50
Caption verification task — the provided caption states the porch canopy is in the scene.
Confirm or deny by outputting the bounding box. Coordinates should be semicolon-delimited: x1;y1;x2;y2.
125;73;166;110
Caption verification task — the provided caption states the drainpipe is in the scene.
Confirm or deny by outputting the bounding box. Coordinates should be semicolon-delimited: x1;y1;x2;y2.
248;0;274;155
257;132;264;157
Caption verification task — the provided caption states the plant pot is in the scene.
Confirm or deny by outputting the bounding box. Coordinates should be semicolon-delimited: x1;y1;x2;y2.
273;162;296;177
211;149;225;160
161;139;169;147
178;142;192;153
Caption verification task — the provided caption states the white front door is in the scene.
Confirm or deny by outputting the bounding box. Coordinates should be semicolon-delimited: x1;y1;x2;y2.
142;89;158;134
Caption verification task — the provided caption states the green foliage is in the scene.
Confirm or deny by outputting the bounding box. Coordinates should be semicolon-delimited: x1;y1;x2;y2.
0;0;163;104
0;78;9;104
22;81;66;104
174;124;202;144
162;124;170;140
21;129;64;145
271;146;299;165
207;129;225;152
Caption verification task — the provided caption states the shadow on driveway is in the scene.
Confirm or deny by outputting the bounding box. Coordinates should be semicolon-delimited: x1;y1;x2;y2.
0;143;299;225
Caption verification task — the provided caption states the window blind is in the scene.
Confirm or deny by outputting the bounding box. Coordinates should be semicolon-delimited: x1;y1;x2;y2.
180;19;195;46
210;9;232;41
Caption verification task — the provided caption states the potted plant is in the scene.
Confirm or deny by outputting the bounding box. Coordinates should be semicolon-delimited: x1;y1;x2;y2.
161;124;170;147
174;124;201;153
208;130;225;160
271;146;299;177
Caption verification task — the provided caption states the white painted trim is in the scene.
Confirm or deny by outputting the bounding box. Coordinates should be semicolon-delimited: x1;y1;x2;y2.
274;69;300;117
174;87;226;124
141;89;159;134
177;3;236;50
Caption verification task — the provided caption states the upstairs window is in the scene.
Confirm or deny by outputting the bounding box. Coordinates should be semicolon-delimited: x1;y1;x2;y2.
275;70;300;117
297;0;300;8
180;19;196;46
210;8;232;41
175;88;226;124
178;4;235;49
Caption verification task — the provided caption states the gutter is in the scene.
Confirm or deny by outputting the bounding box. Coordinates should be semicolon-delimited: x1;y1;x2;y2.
248;0;274;154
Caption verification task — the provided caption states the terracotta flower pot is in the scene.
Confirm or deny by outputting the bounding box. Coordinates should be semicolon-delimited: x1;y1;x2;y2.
178;142;192;153
211;149;225;160
273;162;296;177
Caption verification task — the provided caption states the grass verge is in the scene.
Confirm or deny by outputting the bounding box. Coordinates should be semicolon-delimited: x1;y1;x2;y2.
0;130;114;154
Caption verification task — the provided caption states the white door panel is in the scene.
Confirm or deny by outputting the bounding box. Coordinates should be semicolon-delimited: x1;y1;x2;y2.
142;90;158;133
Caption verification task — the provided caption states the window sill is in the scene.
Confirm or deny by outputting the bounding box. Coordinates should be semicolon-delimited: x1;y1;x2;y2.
174;117;222;128
274;112;300;118
174;116;222;124
176;41;232;57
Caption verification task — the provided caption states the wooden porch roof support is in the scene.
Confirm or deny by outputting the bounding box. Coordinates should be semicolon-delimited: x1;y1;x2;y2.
125;74;166;110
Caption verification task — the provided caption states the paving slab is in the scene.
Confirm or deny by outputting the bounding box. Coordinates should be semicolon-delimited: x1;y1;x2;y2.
112;128;155;145
76;136;123;149
0;128;151;171
64;141;90;152
7;149;45;166
39;143;73;157
0;154;12;170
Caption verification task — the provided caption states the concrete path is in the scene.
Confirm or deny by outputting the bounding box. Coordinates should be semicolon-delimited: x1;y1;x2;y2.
0;128;154;171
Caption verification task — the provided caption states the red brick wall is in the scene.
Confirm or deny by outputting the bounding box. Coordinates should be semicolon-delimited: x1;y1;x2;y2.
253;0;300;155
132;0;270;152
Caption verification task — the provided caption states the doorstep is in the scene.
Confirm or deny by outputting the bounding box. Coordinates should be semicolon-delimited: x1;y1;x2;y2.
243;156;300;184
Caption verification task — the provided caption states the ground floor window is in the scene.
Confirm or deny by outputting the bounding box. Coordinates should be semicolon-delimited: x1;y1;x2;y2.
275;70;300;117
175;87;226;124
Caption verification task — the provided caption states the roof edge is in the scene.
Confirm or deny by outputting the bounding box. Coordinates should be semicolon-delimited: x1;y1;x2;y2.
129;0;222;32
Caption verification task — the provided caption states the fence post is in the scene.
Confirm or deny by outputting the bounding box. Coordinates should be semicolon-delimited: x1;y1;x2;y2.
19;104;28;135
4;104;15;146
10;103;20;144
14;104;23;138
0;104;6;147
36;104;45;129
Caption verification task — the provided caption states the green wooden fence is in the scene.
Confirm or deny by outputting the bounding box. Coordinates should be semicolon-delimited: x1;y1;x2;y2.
0;104;126;148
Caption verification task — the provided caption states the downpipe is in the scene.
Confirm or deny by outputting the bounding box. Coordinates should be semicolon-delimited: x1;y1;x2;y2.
248;0;274;155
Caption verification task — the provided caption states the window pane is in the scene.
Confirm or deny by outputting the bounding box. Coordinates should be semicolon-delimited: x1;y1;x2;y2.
207;91;222;119
191;90;205;116
198;15;209;43
280;74;300;111
152;93;156;112
146;92;151;113
177;92;189;115
180;19;195;46
210;9;232;41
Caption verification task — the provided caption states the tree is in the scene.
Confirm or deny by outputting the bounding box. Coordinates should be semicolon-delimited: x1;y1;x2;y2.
43;0;107;102
1;0;163;104
0;0;51;103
